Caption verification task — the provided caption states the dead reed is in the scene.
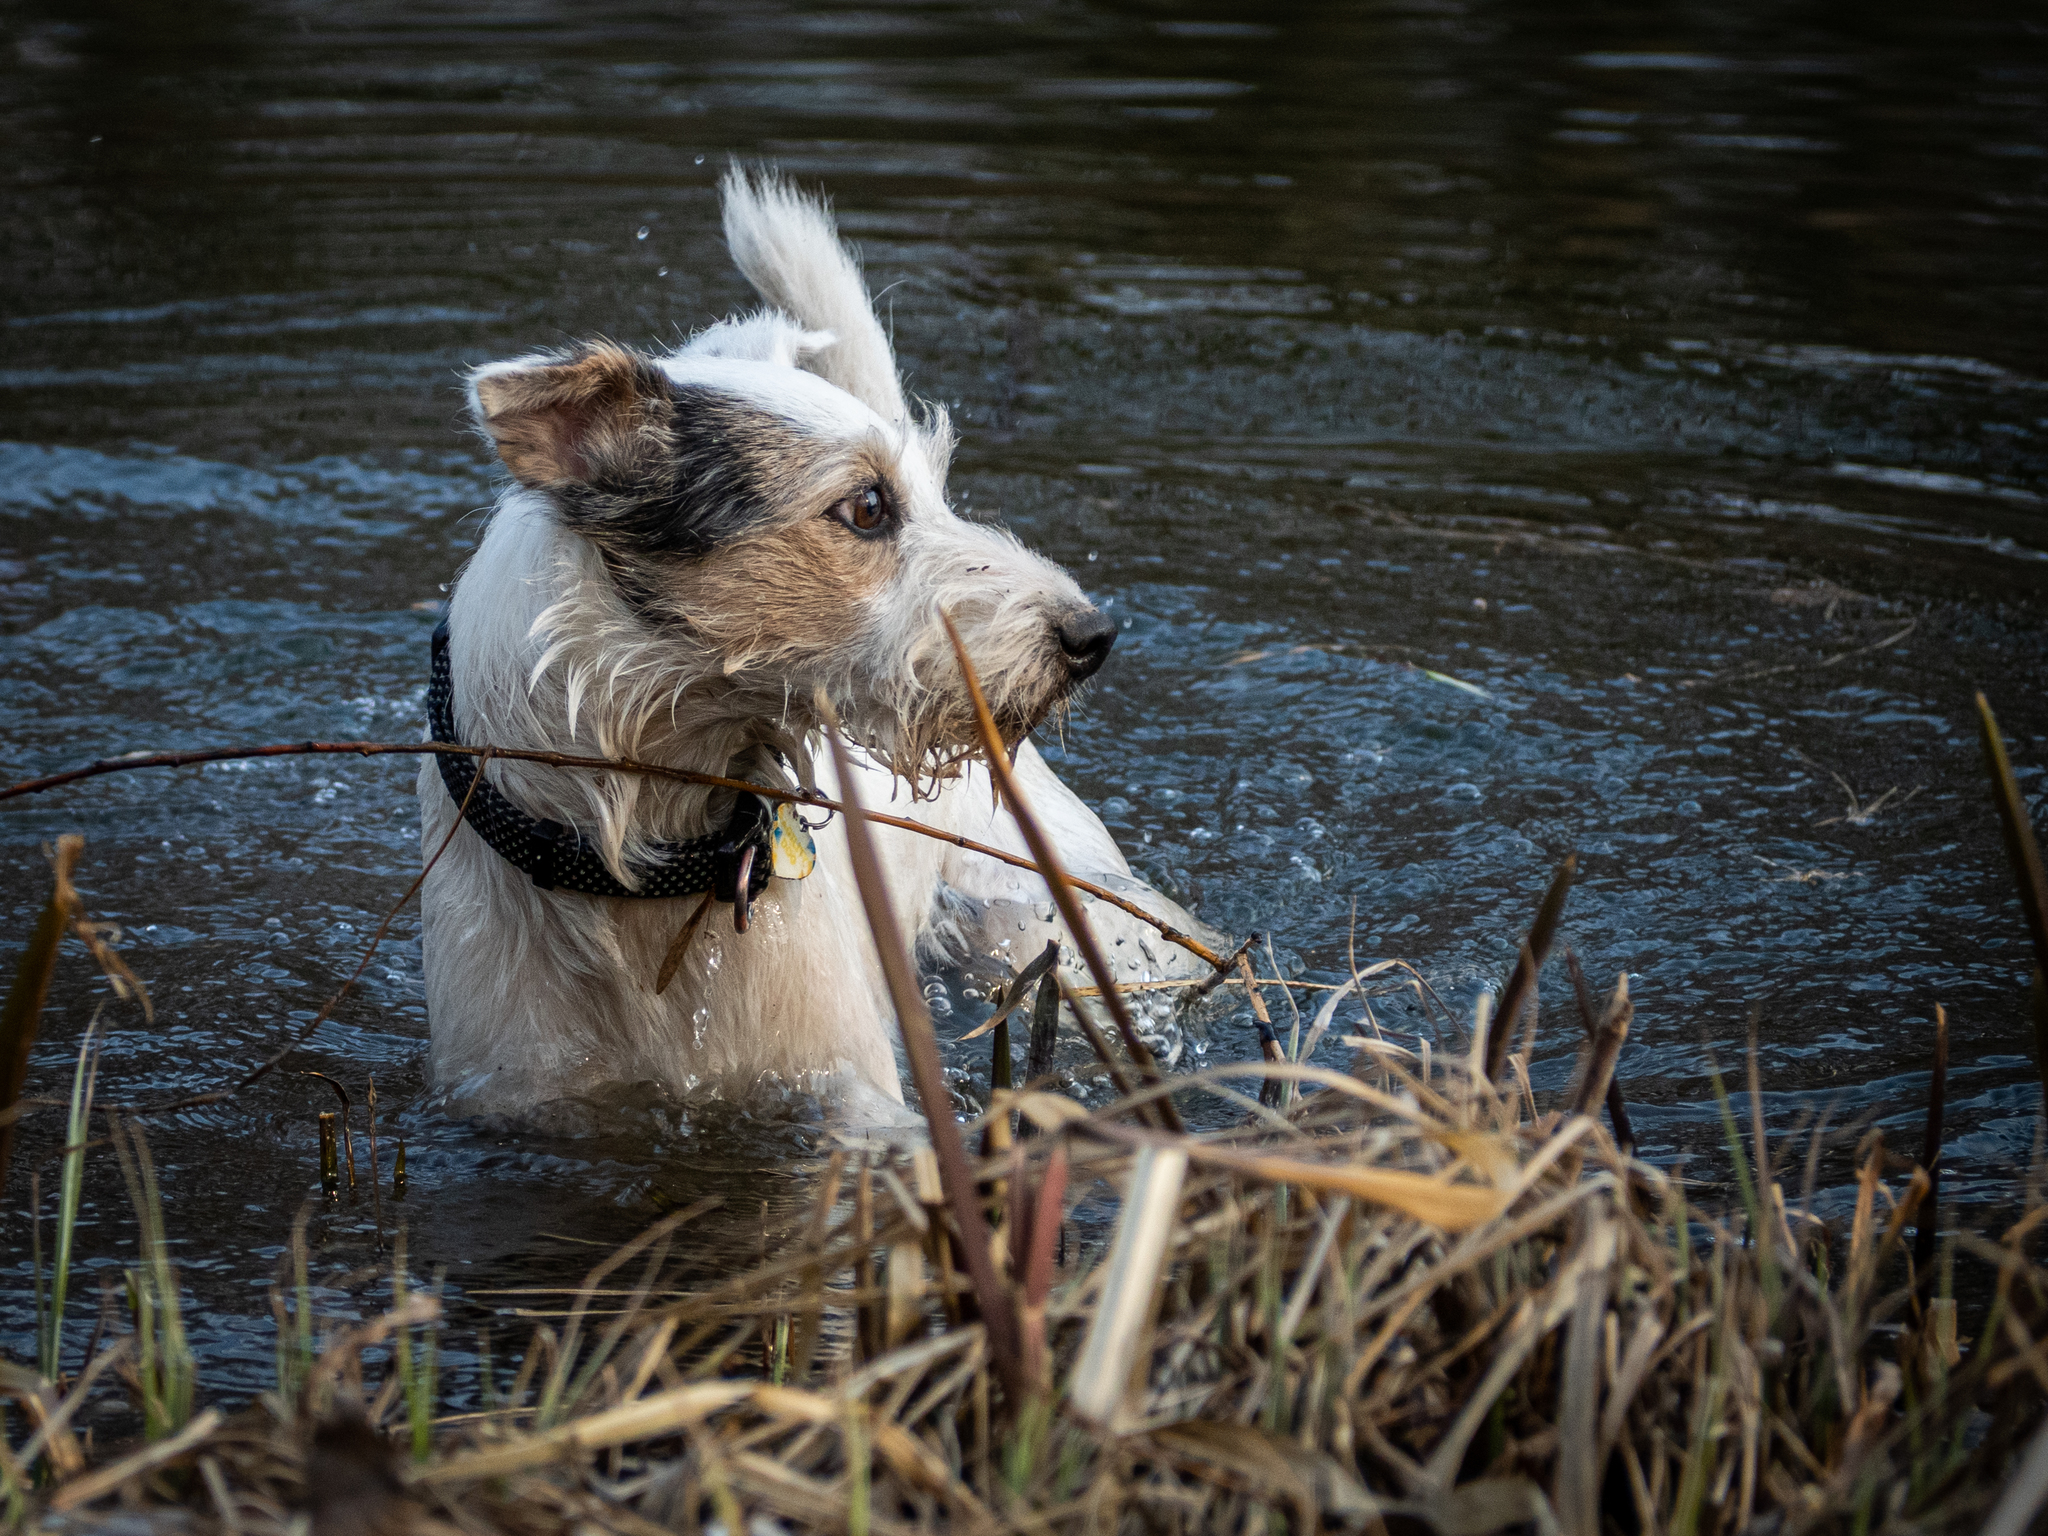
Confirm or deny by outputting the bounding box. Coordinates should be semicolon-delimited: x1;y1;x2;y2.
3;691;2047;1533
11;1004;2043;1535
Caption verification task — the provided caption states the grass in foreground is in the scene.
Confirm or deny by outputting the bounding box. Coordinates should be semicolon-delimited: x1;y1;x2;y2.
7;1005;2045;1536
4;690;2047;1534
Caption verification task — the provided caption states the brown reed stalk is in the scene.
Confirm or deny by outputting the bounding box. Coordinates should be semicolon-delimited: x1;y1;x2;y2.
0;837;81;1191
1977;693;2048;1106
1485;852;1576;1082
1025;972;1059;1085
299;1073;356;1192
818;709;1027;1403
364;1074;383;1243
1565;947;1634;1148
317;1113;339;1200
938;610;1185;1133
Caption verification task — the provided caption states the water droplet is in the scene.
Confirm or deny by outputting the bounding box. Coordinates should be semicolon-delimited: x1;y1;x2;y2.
636;226;650;240
1087;551;1098;562
694;154;706;165
657;267;668;277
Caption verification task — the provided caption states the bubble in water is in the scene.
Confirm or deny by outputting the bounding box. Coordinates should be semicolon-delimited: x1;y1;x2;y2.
636;226;650;240
657;268;668;277
694;154;706;165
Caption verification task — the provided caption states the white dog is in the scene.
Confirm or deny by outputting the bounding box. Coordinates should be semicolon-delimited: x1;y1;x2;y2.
418;168;1214;1119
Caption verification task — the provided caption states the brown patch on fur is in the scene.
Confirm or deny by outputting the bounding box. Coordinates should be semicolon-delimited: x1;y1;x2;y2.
669;509;900;662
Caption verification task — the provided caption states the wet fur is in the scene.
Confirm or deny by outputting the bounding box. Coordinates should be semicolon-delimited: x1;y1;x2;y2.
420;167;1215;1118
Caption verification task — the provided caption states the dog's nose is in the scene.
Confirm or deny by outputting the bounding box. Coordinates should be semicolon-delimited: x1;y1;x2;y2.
1054;605;1118;680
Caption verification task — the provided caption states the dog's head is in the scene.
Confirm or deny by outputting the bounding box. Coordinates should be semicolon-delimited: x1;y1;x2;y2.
464;169;1112;782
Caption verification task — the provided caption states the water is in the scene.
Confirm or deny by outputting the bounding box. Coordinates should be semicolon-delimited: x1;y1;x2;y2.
3;0;2045;1407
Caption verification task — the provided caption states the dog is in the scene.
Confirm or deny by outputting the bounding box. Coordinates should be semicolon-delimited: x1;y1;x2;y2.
418;167;1216;1120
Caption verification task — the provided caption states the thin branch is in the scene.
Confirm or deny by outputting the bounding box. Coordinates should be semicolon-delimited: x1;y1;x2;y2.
1;738;1222;968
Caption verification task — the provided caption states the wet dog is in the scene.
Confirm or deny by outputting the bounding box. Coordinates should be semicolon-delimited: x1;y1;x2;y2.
419;168;1213;1119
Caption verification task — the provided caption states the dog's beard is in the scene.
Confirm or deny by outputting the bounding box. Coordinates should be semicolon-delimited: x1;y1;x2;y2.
821;683;1073;797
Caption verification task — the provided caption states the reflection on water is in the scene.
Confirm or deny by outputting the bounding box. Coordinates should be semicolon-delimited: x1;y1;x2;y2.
2;0;2044;1404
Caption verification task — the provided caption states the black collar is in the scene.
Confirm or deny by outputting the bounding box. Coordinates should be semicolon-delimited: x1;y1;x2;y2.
428;619;772;903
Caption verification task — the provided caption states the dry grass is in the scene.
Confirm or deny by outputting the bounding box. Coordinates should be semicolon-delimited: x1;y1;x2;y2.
13;1018;2047;1536
8;693;2048;1534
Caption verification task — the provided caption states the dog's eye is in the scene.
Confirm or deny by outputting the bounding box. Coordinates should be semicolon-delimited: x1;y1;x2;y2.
828;485;892;535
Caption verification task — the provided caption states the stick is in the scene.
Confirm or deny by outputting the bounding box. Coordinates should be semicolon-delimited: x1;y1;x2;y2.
939;612;1185;1134
818;707;1026;1403
1193;932;1259;1001
298;1072;356;1192
1025;973;1060;1085
1238;952;1285;1109
0;738;1222;969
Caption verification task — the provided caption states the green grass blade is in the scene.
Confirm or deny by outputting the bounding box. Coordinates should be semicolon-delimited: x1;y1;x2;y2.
42;1021;102;1383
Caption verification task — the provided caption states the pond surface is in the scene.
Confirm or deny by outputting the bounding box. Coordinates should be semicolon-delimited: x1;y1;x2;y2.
3;0;2046;1409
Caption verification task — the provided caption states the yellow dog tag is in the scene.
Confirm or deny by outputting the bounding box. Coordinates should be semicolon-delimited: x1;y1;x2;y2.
770;802;817;879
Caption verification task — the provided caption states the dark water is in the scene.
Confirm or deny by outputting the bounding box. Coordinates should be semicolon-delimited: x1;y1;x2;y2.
3;0;2046;1408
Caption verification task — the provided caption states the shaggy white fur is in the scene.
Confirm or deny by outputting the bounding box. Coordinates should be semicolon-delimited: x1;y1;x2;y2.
419;168;1215;1119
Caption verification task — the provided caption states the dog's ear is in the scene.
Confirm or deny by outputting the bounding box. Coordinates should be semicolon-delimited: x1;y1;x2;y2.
467;343;675;491
720;166;909;423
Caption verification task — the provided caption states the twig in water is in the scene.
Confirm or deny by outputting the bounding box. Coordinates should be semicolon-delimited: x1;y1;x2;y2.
299;1073;356;1192
318;1113;340;1201
1193;932;1259;1001
1679;616;1918;691
1236;951;1285;1108
1755;855;1848;885
1024;972;1059;1086
365;1075;383;1246
1814;771;1922;827
1566;973;1630;1124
